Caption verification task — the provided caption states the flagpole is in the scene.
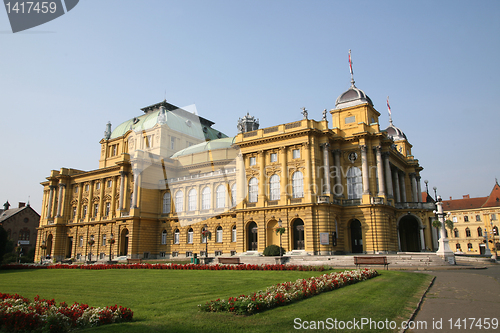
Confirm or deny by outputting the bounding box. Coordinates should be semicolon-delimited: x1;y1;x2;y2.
349;49;355;86
387;96;393;125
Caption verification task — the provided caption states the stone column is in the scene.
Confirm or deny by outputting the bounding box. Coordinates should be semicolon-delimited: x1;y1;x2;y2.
258;151;266;204
235;152;245;207
47;185;55;219
420;227;426;251
383;153;393;198
360;145;369;195
410;173;418;202
56;183;66;217
332;149;342;197
118;171;127;211
303;142;313;201
375;146;385;197
132;172;140;208
279;146;288;202
393;170;401;203
416;176;422;203
399;172;407;202
111;176;118;217
322;143;331;194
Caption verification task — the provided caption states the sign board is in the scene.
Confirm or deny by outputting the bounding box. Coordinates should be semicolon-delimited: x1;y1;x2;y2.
320;232;329;245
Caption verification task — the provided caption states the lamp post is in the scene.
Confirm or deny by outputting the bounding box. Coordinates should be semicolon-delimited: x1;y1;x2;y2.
489;222;497;259
433;186;437;201
424;180;429;193
204;224;208;258
278;219;283;259
109;234;114;262
434;195;455;264
40;240;46;264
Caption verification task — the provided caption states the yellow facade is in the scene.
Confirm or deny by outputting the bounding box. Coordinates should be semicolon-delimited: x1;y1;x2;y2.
443;183;500;256
36;83;437;262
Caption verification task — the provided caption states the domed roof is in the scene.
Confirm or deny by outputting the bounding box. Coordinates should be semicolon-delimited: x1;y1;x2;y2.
171;137;236;158
385;123;407;141
335;84;373;109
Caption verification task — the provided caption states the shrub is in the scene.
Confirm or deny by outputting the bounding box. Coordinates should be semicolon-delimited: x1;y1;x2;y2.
263;245;285;256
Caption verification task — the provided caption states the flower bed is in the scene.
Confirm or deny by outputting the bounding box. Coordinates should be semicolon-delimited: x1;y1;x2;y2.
0;293;133;332
199;268;379;315
1;263;326;271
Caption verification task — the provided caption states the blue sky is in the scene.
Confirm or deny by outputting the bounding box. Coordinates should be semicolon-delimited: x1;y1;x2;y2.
1;0;499;213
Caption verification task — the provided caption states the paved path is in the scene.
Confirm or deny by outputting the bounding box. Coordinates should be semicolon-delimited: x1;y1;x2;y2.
407;266;500;332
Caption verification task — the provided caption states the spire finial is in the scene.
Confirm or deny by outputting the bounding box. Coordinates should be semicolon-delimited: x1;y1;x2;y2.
349;49;355;86
387;96;393;125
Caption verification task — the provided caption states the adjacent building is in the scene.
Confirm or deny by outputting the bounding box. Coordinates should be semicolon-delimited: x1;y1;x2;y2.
0;201;40;255
444;182;500;255
35;75;438;262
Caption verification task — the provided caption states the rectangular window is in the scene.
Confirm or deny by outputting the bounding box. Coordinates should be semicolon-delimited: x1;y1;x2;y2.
452;216;457;222
476;215;481;221
215;251;222;256
82;205;87;218
492;214;497;220
105;202;111;216
100;253;105;260
72;207;77;219
160;252;166;258
85;184;89;192
96;182;100;190
292;149;300;159
107;180;112;188
464;216;469;222
345;116;355;124
174;232;179;244
187;231;193;244
143;252;149;259
232;227;237;242
186;251;192;257
270;153;277;163
79;236;83;247
102;234;106;246
230;250;236;256
93;204;99;217
170;136;176;150
172;251;178;257
249;156;256;166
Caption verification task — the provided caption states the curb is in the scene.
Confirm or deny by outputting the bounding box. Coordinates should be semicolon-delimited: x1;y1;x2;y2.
399;276;436;333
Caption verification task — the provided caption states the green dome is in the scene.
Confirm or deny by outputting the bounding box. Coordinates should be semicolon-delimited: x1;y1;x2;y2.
171;137;236;158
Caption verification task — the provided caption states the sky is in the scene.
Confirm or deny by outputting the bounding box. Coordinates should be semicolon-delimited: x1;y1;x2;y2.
1;0;499;213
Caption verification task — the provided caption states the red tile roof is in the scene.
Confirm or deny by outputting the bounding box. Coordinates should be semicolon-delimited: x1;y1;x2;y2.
442;182;500;211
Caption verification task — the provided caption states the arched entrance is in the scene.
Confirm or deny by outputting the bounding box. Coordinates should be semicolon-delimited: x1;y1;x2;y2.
46;234;53;257
350;220;363;253
293;219;305;250
120;229;129;256
247;222;258;251
398;215;421;252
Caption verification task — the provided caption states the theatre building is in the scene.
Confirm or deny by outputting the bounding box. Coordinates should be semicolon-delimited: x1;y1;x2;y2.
35;78;437;262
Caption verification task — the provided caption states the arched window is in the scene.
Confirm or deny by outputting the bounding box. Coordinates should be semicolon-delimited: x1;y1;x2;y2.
456;243;461;250
248;177;258;203
231;225;237;242
477;227;483;237
269;174;280;201
292;171;304;198
346;167;362;199
453;228;459;238
465;227;471;237
161;230;167;245
175;190;184;213
231;183;237;207
216;185;226;209
493;226;499;236
188;189;197;211
163;192;171;214
174;229;180;244
187;228;193;244
202;187;211;210
216;226;223;243
19;228;30;241
467;243;473;251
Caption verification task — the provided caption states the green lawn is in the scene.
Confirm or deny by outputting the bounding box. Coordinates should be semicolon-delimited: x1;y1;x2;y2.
0;268;432;333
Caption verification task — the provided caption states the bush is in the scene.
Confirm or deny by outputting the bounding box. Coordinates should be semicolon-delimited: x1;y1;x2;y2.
263;245;286;256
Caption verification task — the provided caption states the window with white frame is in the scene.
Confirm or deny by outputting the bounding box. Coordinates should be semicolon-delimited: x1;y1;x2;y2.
107;180;112;188
216;185;225;209
202;187;211;210
170;136;176;150
346;167;362;199
82;205;87;218
292;171;304;198
161;230;167;245
105;202;111;216
96;182;100;190
232;225;237;242
248;177;258;203
79;236;83;247
270;153;277;163
93;204;99;217
249;156;256;166
188;189;197;211
187;228;193;244
102;234;106;246
269;174;280;201
216;226;223;243
174;229;179;244
292;149;300;159
231;183;236;207
467;243;473;251
163;192;171;214
452;216;457;222
175;191;184;213
72;206;77;218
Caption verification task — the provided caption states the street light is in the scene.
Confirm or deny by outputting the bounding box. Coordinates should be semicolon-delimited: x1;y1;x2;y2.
490;222;497;259
40;240;46;264
204;224;209;258
433;187;437;201
278;219;283;259
424;180;429;193
109;234;114;261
